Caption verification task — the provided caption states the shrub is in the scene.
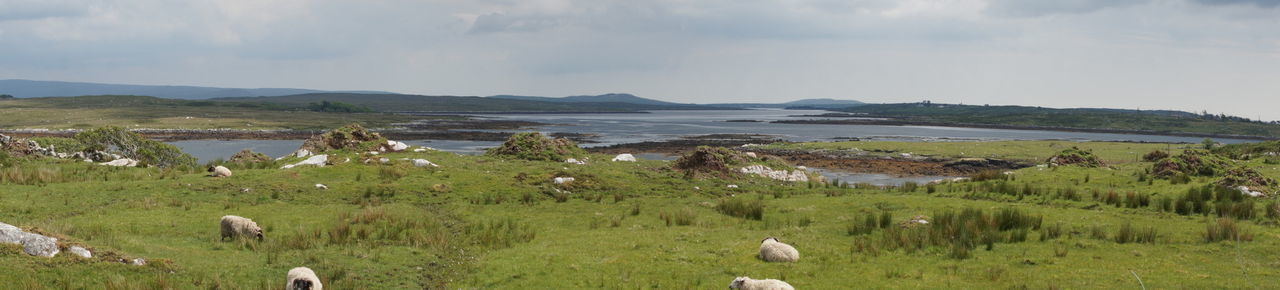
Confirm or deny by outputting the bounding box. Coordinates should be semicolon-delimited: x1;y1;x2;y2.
1205;218;1252;243
848;212;880;236
659;208;697;226
74;127;197;168
715;197;764;220
1142;150;1170;162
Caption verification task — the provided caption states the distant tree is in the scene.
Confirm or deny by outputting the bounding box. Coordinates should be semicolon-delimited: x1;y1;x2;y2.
1202;138;1216;150
0;94;13;99
307;100;374;113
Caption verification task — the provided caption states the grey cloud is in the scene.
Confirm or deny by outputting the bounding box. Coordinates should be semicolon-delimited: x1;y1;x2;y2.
985;0;1151;17
0;0;90;21
1193;0;1280;7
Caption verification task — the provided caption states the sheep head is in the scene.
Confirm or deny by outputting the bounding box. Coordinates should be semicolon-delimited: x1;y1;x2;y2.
761;237;779;244
293;279;313;290
729;277;749;289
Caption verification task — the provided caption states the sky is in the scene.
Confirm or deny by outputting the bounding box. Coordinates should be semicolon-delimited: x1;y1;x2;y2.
0;0;1278;119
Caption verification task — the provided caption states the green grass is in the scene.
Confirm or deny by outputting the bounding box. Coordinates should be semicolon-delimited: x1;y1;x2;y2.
2;140;1280;288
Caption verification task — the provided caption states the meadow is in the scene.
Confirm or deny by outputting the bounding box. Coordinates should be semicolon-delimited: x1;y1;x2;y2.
1;137;1278;289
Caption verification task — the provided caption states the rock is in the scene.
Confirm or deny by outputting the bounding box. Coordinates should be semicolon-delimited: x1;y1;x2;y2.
99;158;138;167
739;165;809;182
553;177;575;184
315;184;328;190
1;223;61;257
727;184;739;188
281;155;328;169
1237;186;1265;197
612;154;637;162
19;234;59;257
276;149;312;160
368;151;380;155
745;152;758;158
566;158;586;165
379;157;389;164
384;140;409;152
131;258;146;266
68;246;92;258
411;159;439;167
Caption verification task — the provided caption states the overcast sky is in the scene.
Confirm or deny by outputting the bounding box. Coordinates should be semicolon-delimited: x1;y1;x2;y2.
1;0;1278;119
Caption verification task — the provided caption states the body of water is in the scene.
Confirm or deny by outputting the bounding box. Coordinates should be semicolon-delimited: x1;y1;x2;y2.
169;109;1255;185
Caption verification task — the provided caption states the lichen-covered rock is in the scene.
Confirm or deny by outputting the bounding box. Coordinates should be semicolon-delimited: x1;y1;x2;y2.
485;132;586;162
281;155;328;169
0;222;60;257
611;154;637;162
739;165;809;182
68;246;92;258
411;159;438;167
383;140;409;152
99;158;139;167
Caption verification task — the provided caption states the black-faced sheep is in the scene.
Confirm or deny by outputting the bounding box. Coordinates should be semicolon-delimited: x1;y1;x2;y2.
220;215;263;241
758;237;799;262
208;166;232;177
729;276;794;290
286;267;323;290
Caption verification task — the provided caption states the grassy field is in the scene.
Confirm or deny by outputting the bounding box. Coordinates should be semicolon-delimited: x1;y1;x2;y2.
0;95;429;130
1;140;1278;288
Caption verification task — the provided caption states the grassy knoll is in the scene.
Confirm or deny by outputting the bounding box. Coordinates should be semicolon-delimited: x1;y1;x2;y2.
0;95;429;130
1;139;1279;288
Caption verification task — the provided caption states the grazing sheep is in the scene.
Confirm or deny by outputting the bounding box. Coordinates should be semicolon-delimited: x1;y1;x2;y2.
315;184;328;190
208;166;232;177
729;277;794;290
220;215;263;241
758;237;799;262
286;267;323;290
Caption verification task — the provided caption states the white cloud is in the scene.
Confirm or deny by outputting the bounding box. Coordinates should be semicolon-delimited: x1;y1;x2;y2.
0;0;1278;120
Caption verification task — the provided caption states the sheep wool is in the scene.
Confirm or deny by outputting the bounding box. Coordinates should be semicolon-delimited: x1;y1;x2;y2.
758;237;799;262
220;215;263;241
286;267;323;290
209;166;232;177
729;277;794;290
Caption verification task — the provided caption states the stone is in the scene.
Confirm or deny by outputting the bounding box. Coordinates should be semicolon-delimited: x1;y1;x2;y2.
281;155;328;169
611;154;637;162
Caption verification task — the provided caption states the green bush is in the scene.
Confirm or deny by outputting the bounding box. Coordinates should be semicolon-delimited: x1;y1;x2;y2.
74;127;196;168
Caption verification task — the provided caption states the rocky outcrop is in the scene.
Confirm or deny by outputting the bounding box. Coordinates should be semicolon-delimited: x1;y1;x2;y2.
739;165;809;182
100;158;139;167
0;222;61;257
281;155;329;169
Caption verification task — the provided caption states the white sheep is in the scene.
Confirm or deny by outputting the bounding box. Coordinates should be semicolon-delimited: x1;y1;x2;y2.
758;237;799;262
208;166;232;177
220;215;263;241
315;184;328;190
286;267;323;290
729;277;794;290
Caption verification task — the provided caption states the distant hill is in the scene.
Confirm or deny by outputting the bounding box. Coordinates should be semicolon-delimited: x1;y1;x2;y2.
487;93;731;110
826;102;1280;138
214;93;712;113
712;98;865;109
0;79;392;100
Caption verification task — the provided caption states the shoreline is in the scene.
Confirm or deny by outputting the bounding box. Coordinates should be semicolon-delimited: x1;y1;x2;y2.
773;119;1279;141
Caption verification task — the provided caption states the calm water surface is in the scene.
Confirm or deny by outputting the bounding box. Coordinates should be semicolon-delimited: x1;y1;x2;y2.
169;109;1253;185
